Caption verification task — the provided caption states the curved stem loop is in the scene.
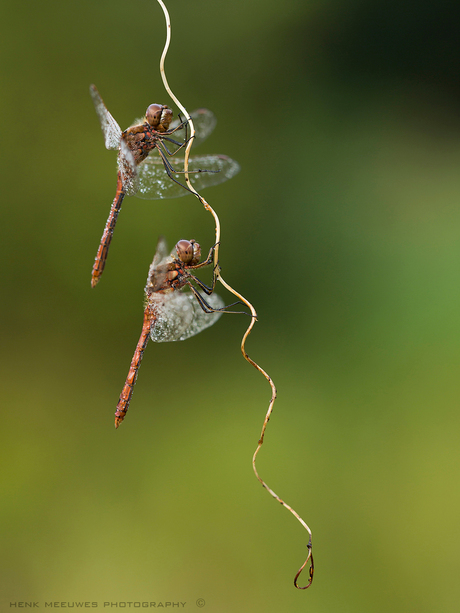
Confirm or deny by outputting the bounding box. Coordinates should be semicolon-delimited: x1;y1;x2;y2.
156;0;313;589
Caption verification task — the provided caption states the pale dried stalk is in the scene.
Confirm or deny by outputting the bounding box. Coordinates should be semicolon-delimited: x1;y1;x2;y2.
156;0;220;271
217;277;314;589
156;0;313;589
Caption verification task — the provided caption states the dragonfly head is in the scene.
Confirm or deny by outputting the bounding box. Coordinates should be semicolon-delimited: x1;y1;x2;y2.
145;104;173;132
176;240;201;266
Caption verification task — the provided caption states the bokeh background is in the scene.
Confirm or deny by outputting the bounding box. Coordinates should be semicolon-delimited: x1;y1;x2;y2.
2;0;460;611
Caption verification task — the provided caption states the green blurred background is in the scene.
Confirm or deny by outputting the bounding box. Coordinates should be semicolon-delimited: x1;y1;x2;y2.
2;0;460;610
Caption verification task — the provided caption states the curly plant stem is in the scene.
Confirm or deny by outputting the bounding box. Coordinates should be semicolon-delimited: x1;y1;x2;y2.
155;0;313;589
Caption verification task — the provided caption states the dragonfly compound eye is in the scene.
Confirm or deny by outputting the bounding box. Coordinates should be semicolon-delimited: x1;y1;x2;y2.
145;104;164;128
176;240;201;265
176;240;193;263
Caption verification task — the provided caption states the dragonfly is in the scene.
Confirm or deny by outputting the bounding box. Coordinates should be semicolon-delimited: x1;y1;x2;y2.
114;236;227;429
90;85;240;288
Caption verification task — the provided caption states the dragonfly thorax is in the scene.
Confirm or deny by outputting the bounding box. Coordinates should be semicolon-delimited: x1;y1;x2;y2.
147;261;188;294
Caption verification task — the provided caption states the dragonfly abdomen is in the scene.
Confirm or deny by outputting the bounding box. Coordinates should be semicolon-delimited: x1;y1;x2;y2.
91;173;125;288
114;309;154;429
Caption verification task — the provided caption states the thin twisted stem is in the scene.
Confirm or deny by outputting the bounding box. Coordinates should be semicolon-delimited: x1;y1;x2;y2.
155;0;313;588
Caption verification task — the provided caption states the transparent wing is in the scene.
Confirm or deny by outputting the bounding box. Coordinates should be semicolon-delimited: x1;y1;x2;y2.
129;117;146;129
149;293;193;342
150;292;224;343
152;236;169;268
135;154;240;200
176;293;224;341
169;108;217;149
145;236;171;291
90;85;122;150
118;139;138;195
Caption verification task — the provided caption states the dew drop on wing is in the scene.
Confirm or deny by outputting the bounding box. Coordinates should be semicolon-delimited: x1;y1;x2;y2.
149;293;193;342
135;153;240;200
177;294;225;342
150;293;225;343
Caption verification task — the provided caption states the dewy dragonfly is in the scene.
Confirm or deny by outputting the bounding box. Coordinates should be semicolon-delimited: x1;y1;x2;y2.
115;236;225;429
89;85;240;287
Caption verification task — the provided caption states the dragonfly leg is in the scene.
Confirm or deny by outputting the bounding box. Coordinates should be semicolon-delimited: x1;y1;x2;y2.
174;113;189;148
159;134;194;155
157;140;220;174
190;243;218;268
157;115;192;155
187;243;220;294
187;271;216;296
164;115;189;137
155;146;196;195
154;143;221;198
186;282;246;314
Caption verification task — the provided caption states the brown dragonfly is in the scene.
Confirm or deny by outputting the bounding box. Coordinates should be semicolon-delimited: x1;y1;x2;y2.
90;85;240;288
115;236;227;429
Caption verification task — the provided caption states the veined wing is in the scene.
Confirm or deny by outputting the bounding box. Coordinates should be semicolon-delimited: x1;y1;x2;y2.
135;154;240;200
145;236;171;291
151;235;170;270
90;84;122;150
169;108;217;149
150;292;224;342
118;139;138;195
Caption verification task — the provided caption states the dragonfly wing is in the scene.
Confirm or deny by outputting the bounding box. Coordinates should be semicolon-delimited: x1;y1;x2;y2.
169;108;217;149
118;139;139;195
134;153;185;199
176;293;225;341
135;154;240;200
145;236;171;291
128;117;145;128
149;293;194;342
181;154;240;193
90;85;122;150
152;236;169;268
150;292;224;343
